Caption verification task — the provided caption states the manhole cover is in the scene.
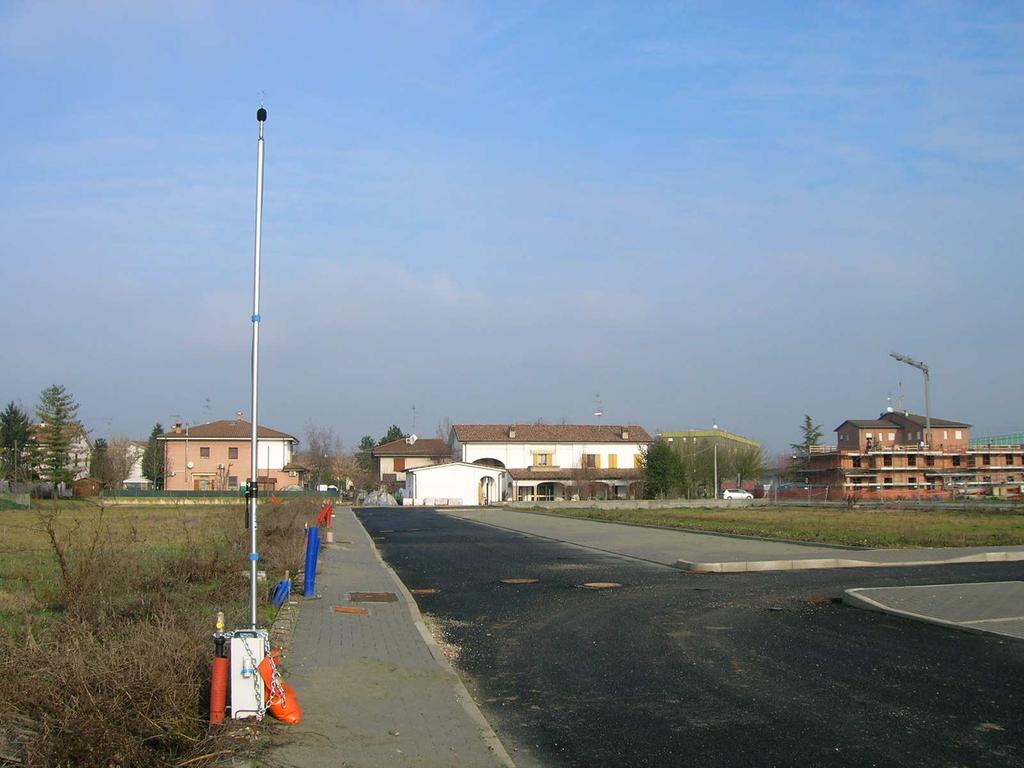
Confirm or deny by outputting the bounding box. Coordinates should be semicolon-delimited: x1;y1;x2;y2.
348;592;399;603
582;582;622;590
500;578;540;585
333;605;369;615
411;588;439;596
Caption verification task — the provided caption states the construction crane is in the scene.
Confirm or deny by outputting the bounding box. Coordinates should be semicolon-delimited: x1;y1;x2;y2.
890;352;931;448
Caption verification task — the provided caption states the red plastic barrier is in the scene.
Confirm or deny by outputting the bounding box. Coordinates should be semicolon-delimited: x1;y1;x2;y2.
209;656;228;725
258;648;302;724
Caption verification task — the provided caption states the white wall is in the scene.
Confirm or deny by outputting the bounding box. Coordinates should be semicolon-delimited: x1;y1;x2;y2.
258;440;291;471
454;439;646;471
406;463;505;506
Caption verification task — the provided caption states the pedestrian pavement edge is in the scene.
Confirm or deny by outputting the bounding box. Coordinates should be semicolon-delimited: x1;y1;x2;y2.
678;549;1024;573
490;505;868;550
843;581;1024;640
354;510;517;767
438;509;683;570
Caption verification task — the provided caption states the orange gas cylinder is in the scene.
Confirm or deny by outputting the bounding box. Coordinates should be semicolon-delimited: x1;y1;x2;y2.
258;648;302;724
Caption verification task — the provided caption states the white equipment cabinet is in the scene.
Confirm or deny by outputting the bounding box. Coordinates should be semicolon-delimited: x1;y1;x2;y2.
230;629;268;719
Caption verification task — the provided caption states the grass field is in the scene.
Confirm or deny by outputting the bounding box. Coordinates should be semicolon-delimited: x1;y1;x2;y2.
0;499;252;631
0;496;314;767
534;504;1024;548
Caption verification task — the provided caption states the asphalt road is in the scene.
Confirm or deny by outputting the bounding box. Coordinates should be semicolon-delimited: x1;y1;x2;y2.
357;507;1024;768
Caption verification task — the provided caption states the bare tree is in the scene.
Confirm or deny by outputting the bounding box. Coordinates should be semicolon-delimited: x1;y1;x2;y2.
332;452;375;492
299;422;345;488
91;437;136;489
434;417;454;442
571;454;599;500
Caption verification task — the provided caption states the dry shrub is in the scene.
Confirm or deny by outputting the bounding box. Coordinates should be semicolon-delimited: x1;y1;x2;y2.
0;613;223;767
0;499;309;767
260;497;318;577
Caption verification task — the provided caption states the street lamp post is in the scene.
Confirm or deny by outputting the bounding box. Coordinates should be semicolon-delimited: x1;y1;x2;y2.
712;421;719;500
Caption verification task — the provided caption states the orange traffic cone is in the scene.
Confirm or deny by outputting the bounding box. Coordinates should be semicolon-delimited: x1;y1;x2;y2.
258;648;302;724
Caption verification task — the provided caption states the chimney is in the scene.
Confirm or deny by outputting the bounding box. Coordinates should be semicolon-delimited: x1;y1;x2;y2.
174;422;183;435
234;410;244;424
621;427;629;440
508;426;516;439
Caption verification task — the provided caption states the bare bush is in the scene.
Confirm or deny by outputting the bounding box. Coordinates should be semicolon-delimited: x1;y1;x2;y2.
0;499;310;767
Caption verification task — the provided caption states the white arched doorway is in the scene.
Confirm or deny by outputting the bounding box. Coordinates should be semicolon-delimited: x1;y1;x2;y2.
478;475;496;505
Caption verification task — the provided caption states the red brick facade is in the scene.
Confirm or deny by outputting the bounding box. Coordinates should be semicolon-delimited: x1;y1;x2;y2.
797;412;1024;499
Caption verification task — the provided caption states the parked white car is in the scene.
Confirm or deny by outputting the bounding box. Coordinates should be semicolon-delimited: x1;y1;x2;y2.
722;488;753;500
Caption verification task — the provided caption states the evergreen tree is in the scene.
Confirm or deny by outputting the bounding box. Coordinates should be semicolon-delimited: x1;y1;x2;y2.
0;401;32;482
789;414;824;456
90;437;110;481
142;423;166;490
378;424;407;444
356;435;376;472
789;414;824;479
35;385;81;486
642;439;684;499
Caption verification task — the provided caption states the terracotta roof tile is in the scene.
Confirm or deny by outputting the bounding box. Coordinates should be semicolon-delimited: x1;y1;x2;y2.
157;419;296;441
371;437;451;458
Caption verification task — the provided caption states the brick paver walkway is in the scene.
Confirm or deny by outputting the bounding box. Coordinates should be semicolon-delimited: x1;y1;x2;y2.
269;507;513;768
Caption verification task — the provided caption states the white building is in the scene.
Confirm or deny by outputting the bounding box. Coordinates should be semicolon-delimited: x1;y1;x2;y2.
419;424;655;502
372;435;451;487
404;462;506;506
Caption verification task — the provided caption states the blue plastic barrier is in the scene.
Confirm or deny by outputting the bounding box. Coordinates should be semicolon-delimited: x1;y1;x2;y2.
302;526;320;598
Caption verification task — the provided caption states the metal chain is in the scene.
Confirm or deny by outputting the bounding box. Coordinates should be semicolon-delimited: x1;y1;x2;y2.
239;634;266;718
264;636;287;707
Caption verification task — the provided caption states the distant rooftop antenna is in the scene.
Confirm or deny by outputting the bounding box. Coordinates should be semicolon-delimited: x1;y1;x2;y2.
411;404;417;432
593;394;604;421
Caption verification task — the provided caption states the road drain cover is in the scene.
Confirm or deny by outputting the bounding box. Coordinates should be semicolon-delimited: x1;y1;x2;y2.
348;591;399;602
582;582;622;590
411;588;440;596
500;578;540;585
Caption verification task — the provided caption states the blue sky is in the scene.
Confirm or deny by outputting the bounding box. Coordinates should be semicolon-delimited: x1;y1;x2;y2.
1;1;1021;452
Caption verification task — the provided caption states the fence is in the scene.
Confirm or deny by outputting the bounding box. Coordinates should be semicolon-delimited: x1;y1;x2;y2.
102;488;341;499
0;492;30;508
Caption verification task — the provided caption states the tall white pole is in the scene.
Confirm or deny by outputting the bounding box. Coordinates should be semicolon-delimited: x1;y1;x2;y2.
713;444;718;499
248;106;267;630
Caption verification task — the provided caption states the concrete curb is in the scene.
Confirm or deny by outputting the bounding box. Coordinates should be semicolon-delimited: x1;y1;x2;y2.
497;506;868;550
438;510;683;570
353;511;517;767
680;550;1024;573
843;581;1024;640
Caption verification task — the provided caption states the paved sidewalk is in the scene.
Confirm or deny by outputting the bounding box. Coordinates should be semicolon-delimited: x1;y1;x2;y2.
845;581;1024;640
442;508;1024;573
269;507;513;768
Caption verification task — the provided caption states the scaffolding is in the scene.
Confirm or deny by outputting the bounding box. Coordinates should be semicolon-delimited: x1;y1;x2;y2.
970;433;1024;448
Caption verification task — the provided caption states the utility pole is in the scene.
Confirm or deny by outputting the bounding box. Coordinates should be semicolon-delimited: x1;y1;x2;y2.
890;352;931;447
712;421;719;499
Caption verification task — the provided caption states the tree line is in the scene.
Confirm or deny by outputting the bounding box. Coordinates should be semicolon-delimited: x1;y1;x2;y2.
641;416;824;499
